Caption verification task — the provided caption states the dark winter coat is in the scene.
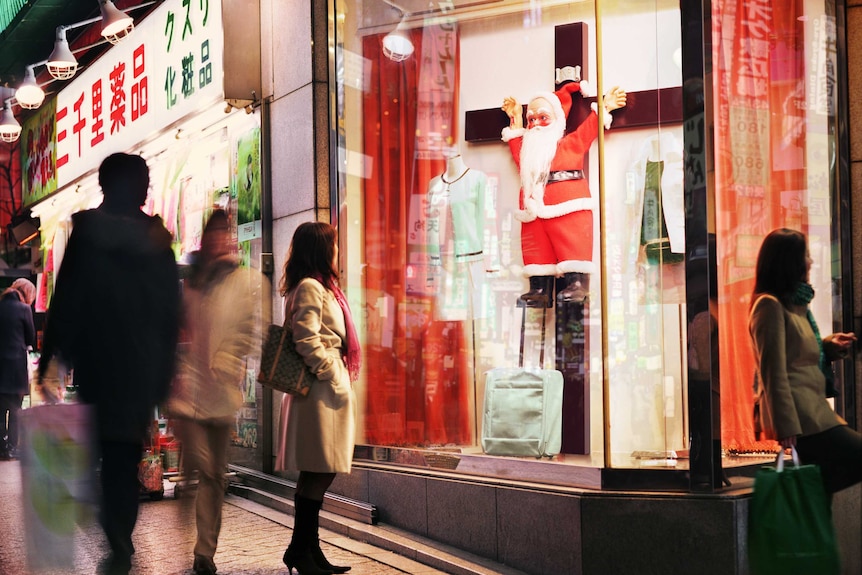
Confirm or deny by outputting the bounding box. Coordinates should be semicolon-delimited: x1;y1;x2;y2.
40;207;180;442
0;290;36;394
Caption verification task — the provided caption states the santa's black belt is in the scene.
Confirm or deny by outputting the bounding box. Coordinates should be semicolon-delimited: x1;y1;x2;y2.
547;170;585;183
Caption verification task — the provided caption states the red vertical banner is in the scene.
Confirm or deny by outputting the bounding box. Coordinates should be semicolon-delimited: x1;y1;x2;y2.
713;0;807;451
363;23;468;446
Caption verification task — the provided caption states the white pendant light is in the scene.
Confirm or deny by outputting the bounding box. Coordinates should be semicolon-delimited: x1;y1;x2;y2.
0;101;22;143
15;66;46;110
100;0;134;44
47;27;78;80
381;1;414;63
383;18;414;63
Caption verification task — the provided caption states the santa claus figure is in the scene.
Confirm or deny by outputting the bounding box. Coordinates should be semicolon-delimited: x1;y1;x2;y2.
502;79;626;305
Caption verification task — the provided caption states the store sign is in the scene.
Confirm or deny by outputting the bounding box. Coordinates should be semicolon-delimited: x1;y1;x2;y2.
21;100;58;207
55;0;224;188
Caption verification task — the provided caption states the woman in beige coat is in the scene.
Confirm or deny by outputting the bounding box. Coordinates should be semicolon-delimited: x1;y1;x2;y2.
749;228;861;499
172;210;267;575
277;222;360;575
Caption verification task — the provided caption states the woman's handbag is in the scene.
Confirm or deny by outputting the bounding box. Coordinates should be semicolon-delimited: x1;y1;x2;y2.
748;447;840;575
257;322;314;396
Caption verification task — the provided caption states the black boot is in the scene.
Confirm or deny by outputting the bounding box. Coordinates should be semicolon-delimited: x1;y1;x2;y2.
305;497;351;573
556;272;587;304
283;495;333;575
519;275;554;308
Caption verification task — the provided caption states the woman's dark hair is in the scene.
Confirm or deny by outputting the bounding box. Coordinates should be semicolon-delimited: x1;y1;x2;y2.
751;228;808;307
279;221;338;296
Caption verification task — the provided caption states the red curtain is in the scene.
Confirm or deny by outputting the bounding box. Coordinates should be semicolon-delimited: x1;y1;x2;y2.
361;24;471;446
713;0;809;451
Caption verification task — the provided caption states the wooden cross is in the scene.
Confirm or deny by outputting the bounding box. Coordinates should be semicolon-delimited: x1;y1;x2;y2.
464;22;682;143
464;22;683;455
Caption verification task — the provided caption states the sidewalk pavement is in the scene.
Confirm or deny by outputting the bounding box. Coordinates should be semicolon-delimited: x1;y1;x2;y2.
0;459;522;575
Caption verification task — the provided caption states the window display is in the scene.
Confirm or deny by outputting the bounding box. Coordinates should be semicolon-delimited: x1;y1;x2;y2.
340;0;688;470
500;78;625;304
333;0;846;484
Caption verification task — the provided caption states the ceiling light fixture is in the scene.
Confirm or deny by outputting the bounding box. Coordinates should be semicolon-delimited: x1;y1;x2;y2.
47;27;79;80
15;65;47;109
46;0;149;81
381;0;414;63
99;0;135;44
0;100;22;143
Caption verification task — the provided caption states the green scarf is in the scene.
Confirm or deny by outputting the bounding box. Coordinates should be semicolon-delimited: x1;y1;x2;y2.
789;282;838;397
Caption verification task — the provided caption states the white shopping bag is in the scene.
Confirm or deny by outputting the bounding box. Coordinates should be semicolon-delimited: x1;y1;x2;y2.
19;403;96;571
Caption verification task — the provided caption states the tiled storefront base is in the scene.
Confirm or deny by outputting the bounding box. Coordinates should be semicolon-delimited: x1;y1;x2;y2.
231;465;861;575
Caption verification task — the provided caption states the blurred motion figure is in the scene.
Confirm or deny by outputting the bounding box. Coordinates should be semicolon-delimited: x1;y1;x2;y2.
39;152;180;575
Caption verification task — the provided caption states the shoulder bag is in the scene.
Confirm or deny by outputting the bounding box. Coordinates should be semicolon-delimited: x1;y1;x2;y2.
257;290;314;396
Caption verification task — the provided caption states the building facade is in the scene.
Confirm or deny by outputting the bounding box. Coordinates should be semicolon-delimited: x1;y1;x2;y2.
5;0;860;573
262;1;862;573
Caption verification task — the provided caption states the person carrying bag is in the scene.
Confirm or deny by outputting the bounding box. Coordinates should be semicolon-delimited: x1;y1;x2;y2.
748;229;862;575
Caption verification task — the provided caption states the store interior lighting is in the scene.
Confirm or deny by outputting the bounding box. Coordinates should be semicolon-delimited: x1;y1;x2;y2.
0;100;22;143
381;0;414;62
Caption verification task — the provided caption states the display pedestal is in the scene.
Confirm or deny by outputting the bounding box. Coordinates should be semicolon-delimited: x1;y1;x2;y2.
556;276;590;455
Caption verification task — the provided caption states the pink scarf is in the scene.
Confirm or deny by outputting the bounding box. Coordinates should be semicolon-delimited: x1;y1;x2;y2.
330;283;362;382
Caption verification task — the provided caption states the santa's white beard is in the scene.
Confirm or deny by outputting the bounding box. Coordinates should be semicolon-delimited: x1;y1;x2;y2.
519;121;565;200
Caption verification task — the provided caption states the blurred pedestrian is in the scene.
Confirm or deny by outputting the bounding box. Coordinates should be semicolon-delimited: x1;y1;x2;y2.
171;209;267;575
0;278;36;460
750;228;861;499
39;152;180;575
277;221;360;575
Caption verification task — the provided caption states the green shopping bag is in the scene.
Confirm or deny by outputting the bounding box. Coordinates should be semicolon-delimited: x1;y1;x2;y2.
749;447;840;575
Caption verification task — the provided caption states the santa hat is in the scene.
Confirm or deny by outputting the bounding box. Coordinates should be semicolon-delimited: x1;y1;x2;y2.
529;80;590;123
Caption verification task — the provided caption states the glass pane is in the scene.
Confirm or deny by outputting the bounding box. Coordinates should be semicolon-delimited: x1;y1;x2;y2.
336;1;611;479
711;0;842;454
333;0;700;480
598;0;686;467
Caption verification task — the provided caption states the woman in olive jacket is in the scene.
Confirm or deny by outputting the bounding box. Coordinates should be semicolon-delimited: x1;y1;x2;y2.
749;228;861;497
277;221;360;575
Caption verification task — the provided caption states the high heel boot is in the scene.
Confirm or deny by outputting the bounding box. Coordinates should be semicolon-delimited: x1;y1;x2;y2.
519;275;554;307
303;496;351;573
283;495;333;575
556;272;587;304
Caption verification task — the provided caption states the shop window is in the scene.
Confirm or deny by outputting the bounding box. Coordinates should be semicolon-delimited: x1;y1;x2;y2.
332;0;845;486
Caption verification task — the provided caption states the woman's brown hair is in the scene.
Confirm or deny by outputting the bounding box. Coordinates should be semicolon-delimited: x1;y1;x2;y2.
750;228;808;308
279;221;338;296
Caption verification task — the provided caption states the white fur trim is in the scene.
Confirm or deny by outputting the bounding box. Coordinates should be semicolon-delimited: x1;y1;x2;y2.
557;260;594;274
523;264;560;277
579;80;591;96
536;197;596;220
530;91;565;123
513;209;538;223
502;126;526;142
590;102;613;130
513;198;540;222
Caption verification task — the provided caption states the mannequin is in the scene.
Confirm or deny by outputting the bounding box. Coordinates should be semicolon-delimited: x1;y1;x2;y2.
501;81;626;305
424;153;498;320
443;153;469;187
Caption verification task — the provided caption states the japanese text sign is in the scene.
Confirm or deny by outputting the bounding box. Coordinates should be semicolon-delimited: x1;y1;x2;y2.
55;0;224;188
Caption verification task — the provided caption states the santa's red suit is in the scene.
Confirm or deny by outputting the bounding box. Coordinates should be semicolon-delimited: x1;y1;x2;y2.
502;81;610;277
